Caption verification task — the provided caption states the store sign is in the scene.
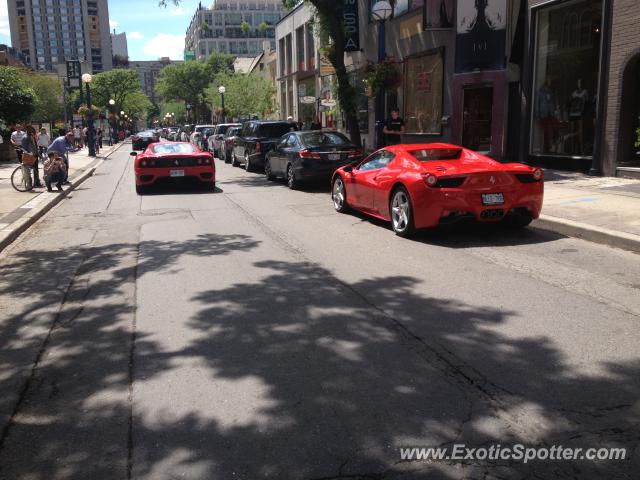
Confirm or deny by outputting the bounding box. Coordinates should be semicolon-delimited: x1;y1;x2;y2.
300;96;316;104
343;0;360;52
455;0;507;73
321;99;337;108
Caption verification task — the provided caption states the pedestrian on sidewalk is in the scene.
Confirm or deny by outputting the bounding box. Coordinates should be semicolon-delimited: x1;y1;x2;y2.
10;125;26;162
37;127;51;159
43;152;65;192
383;109;405;146
73;126;81;148
96;127;103;152
82;126;88;149
21;125;43;188
47;131;78;184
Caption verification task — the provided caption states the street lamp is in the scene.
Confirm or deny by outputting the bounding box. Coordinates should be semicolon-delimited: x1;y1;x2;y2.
185;103;192;123
218;85;226;123
82;73;96;157
108;98;118;145
372;1;393;149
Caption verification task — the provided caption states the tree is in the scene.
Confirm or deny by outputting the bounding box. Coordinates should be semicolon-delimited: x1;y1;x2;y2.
241;21;251;35
156;61;212;122
204;50;235;78
112;55;130;68
89;69;145;112
258;21;268;33
0;66;36;128
206;72;276;120
159;101;187;124
24;71;64;123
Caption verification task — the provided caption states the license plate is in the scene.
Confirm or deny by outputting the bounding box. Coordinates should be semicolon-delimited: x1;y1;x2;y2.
170;170;185;177
482;193;504;205
328;153;341;161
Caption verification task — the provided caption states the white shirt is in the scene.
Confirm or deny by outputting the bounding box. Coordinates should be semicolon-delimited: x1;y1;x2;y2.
37;133;50;147
11;130;26;144
73;128;81;138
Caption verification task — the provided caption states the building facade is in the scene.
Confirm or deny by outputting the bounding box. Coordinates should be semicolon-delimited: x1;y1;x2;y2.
8;0;113;73
130;58;182;104
0;44;29;67
185;0;284;61
111;31;128;59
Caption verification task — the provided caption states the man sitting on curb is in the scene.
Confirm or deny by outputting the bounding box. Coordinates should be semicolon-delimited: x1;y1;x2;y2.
43;152;66;192
47;131;78;184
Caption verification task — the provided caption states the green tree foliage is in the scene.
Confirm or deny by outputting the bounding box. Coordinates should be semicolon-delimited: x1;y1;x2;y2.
204;50;235;78
0;66;36;126
206;72;276;120
156;61;210;114
122;91;153;121
159;101;187;124
88;69;143;110
26;72;64;122
241;21;251;35
258;21;268;33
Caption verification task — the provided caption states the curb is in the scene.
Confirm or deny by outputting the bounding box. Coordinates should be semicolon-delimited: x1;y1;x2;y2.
532;214;640;254
0;143;124;254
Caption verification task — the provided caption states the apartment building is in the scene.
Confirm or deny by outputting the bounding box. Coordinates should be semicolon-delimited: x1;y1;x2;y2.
130;58;182;104
185;0;284;60
7;0;113;73
111;31;128;59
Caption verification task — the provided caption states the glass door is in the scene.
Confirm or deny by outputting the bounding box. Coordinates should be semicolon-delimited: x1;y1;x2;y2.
462;85;493;153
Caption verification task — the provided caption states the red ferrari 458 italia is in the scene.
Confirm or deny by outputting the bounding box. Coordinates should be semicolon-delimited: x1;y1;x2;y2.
331;143;544;237
132;142;215;194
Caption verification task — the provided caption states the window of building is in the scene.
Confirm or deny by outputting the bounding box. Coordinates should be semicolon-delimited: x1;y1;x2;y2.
530;0;603;158
404;49;444;134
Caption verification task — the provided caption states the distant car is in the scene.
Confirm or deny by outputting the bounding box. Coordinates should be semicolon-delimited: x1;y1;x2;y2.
208;123;241;158
132;141;215;194
221;126;241;164
131;130;160;151
232;120;296;172
265;131;363;189
190;125;215;145
331;143;544;237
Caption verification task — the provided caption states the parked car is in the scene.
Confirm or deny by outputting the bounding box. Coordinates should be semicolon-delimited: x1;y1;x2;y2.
265;131;363;189
232;120;296;171
131;130;160;151
221;126;241;164
209;123;241;158
331;143;544;237
190;125;214;144
132;141;215;194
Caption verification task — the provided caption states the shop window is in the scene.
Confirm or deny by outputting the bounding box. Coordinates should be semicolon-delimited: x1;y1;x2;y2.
404;50;443;134
531;0;603;158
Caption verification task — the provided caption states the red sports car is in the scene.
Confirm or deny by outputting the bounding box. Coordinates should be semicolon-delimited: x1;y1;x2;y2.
331;143;544;237
132;142;215;194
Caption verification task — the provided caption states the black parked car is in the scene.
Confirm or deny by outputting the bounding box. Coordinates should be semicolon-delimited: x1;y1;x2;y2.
132;130;160;151
265;131;363;189
232;120;296;172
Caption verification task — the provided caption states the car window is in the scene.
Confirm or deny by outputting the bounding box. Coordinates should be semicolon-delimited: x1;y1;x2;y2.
256;123;292;138
217;125;230;135
151;143;197;154
358;151;395;171
300;132;350;147
226;128;238;137
277;135;289;149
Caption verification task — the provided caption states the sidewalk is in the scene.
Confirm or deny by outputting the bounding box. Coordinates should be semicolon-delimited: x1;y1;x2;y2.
533;170;640;253
0;142;125;252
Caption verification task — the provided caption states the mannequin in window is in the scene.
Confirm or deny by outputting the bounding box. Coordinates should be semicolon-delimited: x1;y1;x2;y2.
536;76;559;153
568;79;588;154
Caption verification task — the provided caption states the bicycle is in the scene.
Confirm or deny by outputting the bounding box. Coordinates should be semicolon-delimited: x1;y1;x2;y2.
10;146;35;192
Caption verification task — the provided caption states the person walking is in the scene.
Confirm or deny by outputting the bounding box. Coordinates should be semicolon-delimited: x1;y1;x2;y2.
21;125;43;188
43;152;66;192
96;127;103;151
11;125;26;162
47;131;78;184
37;127;51;160
73;126;81;148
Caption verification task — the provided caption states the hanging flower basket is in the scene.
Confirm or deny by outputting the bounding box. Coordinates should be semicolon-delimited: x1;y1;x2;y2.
77;104;102;118
364;58;402;96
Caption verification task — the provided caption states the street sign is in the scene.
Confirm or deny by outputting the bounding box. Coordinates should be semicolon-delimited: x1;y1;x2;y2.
298;84;307;97
300;96;316;104
321;99;337;108
184;51;196;61
66;60;81;89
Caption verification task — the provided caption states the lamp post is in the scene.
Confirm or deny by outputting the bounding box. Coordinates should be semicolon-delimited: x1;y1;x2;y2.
218;86;226;123
82;73;96;157
109;98;118;145
372;1;393;149
185;103;192;123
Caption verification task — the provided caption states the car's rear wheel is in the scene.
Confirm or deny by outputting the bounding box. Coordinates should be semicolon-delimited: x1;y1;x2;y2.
231;153;239;167
135;184;146;195
265;158;275;181
286;164;299;190
390;187;415;237
244;154;253;172
504;210;534;229
332;177;349;213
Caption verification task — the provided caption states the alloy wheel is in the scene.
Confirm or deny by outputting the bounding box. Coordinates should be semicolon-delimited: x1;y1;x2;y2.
332;178;345;211
391;190;410;233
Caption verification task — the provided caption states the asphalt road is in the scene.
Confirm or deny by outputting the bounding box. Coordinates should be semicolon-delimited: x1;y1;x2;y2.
0;144;638;480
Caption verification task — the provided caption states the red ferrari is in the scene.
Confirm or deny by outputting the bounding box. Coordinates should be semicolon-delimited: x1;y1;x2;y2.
331;143;544;237
132;142;215;194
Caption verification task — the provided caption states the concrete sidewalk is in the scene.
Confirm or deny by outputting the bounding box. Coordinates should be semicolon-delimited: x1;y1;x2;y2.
0;142;125;252
533;170;640;253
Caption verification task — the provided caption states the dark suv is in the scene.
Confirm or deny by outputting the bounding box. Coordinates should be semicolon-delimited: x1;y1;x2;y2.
232;120;296;172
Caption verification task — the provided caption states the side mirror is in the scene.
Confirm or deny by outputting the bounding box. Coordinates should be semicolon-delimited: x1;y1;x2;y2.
343;165;353;173
129;151;137;156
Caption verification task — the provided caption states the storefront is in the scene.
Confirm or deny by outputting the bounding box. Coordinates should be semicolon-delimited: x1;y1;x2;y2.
526;0;607;171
